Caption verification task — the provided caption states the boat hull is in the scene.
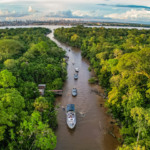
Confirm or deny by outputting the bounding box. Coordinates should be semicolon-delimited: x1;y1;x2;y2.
72;88;77;96
75;68;79;72
74;74;78;80
66;111;76;129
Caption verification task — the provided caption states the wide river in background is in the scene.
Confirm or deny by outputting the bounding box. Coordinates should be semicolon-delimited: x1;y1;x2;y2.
1;25;149;150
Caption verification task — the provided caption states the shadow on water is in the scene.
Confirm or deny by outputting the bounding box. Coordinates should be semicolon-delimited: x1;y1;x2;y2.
67;126;76;135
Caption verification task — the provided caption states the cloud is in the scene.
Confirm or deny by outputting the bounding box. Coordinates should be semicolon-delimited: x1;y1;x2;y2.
0;0;16;3
1;0;150;24
5;13;41;21
104;9;150;21
0;9;27;17
0;10;15;17
46;10;102;19
72;10;95;17
46;10;74;18
28;6;36;13
97;4;150;10
116;5;150;9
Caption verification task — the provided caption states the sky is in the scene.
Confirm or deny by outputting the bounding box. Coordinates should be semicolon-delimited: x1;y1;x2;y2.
0;0;150;24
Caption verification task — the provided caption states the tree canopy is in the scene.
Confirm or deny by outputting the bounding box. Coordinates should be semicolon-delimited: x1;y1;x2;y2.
0;27;66;149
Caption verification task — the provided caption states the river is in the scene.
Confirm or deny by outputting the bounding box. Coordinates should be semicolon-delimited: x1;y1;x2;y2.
47;27;120;150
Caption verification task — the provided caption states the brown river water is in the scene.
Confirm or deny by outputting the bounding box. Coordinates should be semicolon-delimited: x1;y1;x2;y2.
47;27;120;150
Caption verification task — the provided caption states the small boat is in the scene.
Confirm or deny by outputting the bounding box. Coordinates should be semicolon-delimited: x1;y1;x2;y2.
74;73;78;80
72;88;77;96
75;67;79;72
66;104;76;129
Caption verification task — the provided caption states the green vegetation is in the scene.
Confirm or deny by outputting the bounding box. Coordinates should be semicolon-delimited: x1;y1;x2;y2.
0;39;25;62
54;25;150;149
0;27;67;149
88;77;98;84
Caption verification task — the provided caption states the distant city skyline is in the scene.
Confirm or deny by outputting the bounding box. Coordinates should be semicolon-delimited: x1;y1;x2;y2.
0;0;150;24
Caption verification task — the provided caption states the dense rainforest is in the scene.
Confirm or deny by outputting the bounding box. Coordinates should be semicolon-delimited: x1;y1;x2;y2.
0;27;67;150
54;26;150;150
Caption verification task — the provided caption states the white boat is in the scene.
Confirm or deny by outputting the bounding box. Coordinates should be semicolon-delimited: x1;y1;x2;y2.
75;67;79;72
66;104;76;129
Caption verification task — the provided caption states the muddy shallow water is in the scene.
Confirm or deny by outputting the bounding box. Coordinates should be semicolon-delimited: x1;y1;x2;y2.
47;28;120;150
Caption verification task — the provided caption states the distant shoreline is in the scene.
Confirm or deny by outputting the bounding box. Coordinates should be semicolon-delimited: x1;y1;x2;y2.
0;20;150;28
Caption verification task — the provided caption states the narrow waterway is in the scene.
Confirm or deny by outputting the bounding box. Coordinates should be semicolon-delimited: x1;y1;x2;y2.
48;27;120;150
